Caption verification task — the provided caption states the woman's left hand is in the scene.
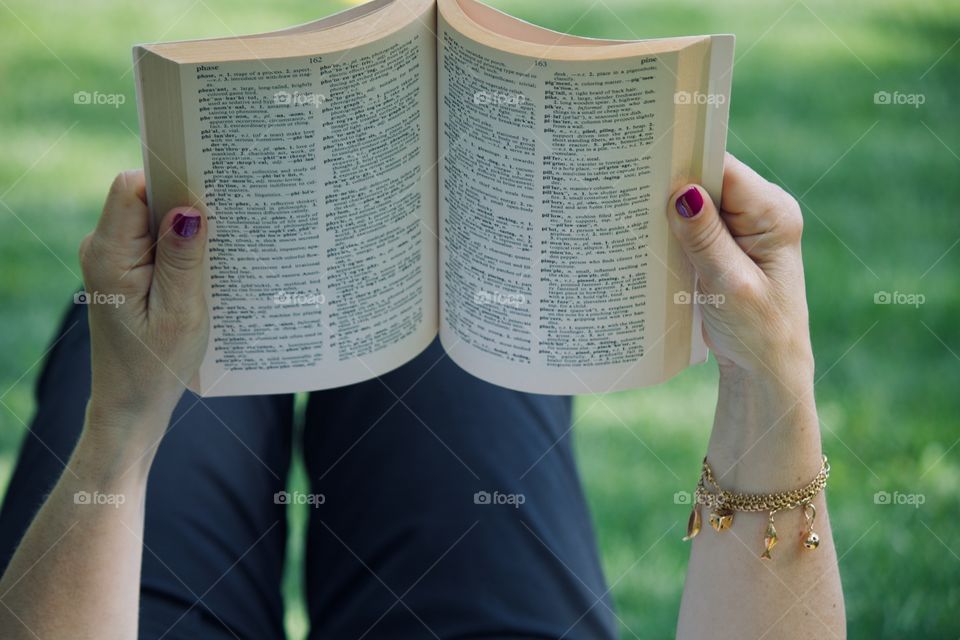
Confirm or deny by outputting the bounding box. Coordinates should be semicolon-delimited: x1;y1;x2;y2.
78;170;208;434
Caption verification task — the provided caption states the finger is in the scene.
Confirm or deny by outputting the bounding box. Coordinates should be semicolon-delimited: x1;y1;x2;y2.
719;153;802;242
96;170;150;242
151;206;207;317
668;183;761;292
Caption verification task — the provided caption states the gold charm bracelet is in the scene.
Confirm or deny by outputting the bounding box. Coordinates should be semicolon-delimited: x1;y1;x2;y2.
682;455;830;559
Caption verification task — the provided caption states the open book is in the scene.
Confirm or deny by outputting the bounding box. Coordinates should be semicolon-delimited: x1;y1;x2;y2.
133;0;734;397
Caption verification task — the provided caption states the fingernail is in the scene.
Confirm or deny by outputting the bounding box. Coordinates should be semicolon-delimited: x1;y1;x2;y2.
676;187;704;218
172;210;201;238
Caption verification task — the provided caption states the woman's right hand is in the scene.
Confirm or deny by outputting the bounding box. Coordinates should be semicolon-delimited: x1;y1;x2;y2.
667;153;813;381
78;170;208;439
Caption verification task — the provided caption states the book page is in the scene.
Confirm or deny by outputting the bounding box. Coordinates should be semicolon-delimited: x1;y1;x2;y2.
176;13;437;396
437;4;731;395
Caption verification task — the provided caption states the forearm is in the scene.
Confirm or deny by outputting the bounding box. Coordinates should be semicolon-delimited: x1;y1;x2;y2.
0;404;163;640
677;354;845;639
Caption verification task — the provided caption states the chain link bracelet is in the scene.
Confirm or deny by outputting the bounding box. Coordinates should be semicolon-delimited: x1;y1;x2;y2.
682;455;830;559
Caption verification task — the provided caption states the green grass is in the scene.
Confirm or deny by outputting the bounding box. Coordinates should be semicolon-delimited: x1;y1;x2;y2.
1;0;958;637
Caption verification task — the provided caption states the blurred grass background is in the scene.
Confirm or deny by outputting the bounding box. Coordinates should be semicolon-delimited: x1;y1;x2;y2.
0;0;957;637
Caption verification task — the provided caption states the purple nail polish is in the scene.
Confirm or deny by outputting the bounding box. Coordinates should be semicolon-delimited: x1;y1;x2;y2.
172;212;200;238
676;187;704;218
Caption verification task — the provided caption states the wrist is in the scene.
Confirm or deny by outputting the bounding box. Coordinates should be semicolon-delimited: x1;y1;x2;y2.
718;365;814;408
81;399;173;479
708;348;822;492
87;382;181;425
719;338;815;400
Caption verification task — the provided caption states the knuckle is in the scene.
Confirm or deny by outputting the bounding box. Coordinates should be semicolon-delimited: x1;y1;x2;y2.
104;170;143;211
780;212;804;243
158;251;203;281
686;216;725;255
724;272;761;301
777;188;803;232
766;187;804;242
78;233;94;271
80;233;114;276
79;233;111;283
108;171;131;198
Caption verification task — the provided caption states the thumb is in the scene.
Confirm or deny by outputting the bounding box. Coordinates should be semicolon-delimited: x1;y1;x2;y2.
152;206;207;314
667;184;753;290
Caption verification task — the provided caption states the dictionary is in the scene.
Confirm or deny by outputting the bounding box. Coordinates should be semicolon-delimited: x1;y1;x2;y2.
133;0;734;396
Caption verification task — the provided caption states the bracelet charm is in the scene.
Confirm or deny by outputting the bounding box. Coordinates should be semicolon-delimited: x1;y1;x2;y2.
682;505;702;541
802;503;820;550
761;513;778;559
709;509;734;532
